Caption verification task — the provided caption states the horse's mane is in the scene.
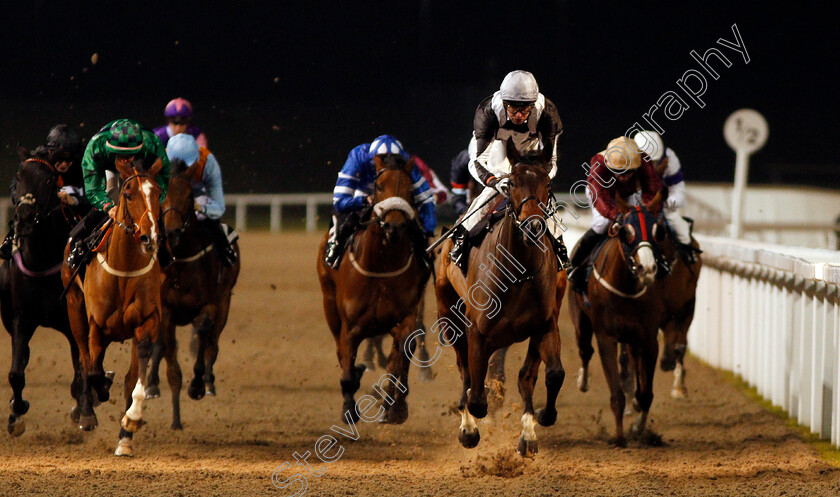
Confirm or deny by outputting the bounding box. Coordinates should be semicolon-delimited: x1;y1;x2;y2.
29;146;51;161
516;150;547;165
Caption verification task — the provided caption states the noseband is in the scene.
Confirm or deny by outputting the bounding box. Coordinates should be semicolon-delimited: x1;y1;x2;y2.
115;171;159;244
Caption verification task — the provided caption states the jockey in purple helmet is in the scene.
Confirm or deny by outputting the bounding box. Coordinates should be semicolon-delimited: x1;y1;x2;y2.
324;134;437;270
153;97;208;147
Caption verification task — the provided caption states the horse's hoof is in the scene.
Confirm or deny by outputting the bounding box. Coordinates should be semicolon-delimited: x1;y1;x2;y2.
660;359;676;372
536;408;557;427
577;368;589;392
114;437;133;457
79;414;98;431
632;398;641;413
383;401;408;425
611;436;627;448
342;401;360;424
418;366;434;382
171;420;184;430
9;398;30;416
121;415;143;433
7;414;25;437
458;428;480;448
467;400;488;419
70;405;81;424
205;383;216;396
671;386;688;399
188;379;205;400
144;385;160;399
517;435;538;458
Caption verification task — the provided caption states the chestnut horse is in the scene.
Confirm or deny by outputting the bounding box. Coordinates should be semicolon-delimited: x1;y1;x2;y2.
569;198;665;446
436;140;565;457
62;159;164;457
0;150;83;436
144;157;240;429
317;154;432;425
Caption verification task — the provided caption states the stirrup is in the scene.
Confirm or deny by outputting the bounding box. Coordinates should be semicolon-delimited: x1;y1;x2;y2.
567;265;589;294
324;239;342;269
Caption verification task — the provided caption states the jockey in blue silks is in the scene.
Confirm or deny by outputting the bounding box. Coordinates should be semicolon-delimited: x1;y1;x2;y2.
324;135;437;270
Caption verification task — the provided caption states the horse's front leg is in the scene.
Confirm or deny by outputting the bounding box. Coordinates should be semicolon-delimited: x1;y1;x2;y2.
7;320;35;436
414;298;434;382
381;313;416;425
117;314;158;457
60;327;84;427
338;324;364;424
595;331;626;447
203;300;232;396
188;313;213;400
516;338;541;457
536;323;565;429
466;331;489;419
629;335;659;438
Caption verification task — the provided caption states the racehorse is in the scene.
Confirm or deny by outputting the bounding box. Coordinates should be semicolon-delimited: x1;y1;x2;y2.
317;154;432;425
656;225;702;398
436;139;565;457
0;148;83;436
569;195;665;446
144;157;240;429
62;158;165;457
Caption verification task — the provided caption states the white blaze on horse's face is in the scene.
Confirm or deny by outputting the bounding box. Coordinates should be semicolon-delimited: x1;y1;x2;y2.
635;242;657;286
140;180;158;247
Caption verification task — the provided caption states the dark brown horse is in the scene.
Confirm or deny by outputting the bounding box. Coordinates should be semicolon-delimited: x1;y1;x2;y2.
0;150;83;436
657;227;702;398
436;140;565;457
317;154;432;425
144;157;240;429
569;198;665;446
62;159;165;457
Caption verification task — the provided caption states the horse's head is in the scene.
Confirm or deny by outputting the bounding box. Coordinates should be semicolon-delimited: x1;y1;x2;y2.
161;158;196;249
12;147;60;238
371;154;416;244
115;157;164;255
504;138;553;245
610;194;666;287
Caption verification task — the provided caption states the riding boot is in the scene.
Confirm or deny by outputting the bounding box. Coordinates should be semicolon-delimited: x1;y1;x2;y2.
66;209;108;271
676;242;700;265
209;221;237;267
0;228;15;260
552;235;571;271
448;225;470;273
567;228;603;294
325;212;359;270
66;238;88;271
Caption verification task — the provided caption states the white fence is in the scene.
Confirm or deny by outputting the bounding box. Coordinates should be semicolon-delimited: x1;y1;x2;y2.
690;236;840;446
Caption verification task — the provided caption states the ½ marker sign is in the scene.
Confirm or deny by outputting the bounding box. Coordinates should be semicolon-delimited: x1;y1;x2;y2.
724;108;769;155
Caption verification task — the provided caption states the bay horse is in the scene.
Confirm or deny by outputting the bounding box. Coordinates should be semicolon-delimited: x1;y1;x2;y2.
436;139;565;457
569;196;665;446
0;149;83;436
144;157;240;429
62;158;165;457
656;226;702;398
317;154;432;425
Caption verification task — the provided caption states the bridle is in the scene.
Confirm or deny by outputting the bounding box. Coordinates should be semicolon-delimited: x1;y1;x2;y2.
161;176;193;239
14;158;64;230
114;169;159;244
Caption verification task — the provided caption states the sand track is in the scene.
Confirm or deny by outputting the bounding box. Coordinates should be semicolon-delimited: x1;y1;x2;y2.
0;233;838;496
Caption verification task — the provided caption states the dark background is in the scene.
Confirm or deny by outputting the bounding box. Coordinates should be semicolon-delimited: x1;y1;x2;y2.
0;1;837;194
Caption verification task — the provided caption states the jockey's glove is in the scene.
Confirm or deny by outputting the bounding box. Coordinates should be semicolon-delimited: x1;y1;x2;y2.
487;177;510;198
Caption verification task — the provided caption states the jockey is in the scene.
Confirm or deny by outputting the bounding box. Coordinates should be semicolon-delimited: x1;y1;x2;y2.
66;119;171;270
412;155;450;206
449;70;567;270
0;124;89;260
449;148;471;216
324;135;437;270
633;130;699;264
165;133;238;266
153;97;208;148
567;136;663;293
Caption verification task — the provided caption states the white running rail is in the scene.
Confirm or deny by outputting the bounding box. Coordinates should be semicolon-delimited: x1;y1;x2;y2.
691;235;840;446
